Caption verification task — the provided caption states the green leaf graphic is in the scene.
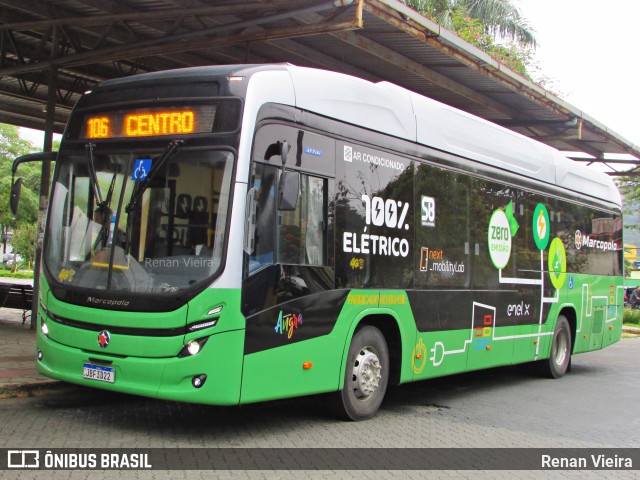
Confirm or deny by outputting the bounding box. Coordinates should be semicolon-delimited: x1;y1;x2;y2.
505;200;519;237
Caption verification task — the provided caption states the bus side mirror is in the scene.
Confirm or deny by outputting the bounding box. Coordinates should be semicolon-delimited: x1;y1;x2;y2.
278;171;300;212
10;177;23;215
9;151;58;215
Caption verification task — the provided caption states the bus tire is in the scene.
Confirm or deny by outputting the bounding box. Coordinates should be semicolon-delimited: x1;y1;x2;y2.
333;325;389;421
539;315;572;378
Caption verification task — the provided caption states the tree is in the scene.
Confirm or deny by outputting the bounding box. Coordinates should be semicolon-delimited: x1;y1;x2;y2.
0;124;40;255
402;0;537;47
464;0;536;47
617;178;640;257
11;223;37;265
401;0;540;81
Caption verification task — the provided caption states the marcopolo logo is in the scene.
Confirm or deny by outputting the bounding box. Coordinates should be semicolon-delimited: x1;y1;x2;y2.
574;230;582;250
86;296;130;307
574;230;618;252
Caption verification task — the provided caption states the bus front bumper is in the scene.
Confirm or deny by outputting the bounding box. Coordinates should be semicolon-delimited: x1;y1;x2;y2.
35;328;244;405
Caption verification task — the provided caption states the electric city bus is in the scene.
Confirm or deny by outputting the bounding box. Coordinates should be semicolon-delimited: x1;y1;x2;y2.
12;64;623;420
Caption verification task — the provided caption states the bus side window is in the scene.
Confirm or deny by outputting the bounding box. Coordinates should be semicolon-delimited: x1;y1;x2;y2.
278;174;325;266
249;163;278;273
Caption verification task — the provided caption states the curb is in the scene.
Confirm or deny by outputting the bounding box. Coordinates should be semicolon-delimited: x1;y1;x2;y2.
0;381;85;399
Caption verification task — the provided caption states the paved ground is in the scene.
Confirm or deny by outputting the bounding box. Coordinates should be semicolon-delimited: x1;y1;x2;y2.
0;307;72;398
1;306;639;479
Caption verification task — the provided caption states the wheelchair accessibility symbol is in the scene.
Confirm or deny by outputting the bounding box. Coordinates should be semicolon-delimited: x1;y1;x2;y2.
132;158;152;181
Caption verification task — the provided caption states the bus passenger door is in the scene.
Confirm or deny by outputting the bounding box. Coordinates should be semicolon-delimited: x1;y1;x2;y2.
241;125;338;404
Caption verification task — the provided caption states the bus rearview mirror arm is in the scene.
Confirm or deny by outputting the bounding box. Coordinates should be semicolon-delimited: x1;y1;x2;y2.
10;151;57;215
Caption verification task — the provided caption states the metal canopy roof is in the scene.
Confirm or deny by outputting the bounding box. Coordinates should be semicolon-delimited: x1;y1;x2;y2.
1;0;638;174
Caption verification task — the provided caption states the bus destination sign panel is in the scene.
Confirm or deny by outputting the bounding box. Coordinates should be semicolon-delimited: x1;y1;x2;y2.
81;105;217;139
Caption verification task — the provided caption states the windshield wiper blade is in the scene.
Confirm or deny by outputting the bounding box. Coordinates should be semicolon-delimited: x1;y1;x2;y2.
85;143;103;205
85;143;123;250
125;139;183;214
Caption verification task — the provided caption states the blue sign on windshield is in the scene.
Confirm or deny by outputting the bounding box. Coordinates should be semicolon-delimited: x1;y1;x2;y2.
132;158;152;181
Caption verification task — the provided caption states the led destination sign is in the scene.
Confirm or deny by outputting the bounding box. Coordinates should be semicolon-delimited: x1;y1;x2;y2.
81;105;217;139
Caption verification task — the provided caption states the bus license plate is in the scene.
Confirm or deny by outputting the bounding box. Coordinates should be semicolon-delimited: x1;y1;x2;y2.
83;363;115;383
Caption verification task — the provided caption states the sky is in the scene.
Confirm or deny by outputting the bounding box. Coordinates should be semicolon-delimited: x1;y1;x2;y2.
19;0;640;154
517;0;640;149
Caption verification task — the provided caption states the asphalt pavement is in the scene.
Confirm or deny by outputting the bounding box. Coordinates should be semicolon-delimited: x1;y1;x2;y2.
1;304;640;400
0;307;78;399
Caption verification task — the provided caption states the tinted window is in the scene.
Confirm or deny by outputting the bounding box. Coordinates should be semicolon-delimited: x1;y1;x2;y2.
414;162;470;288
335;140;414;289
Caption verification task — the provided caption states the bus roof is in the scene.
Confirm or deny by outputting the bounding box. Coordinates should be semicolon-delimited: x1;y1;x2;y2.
283;65;621;208
90;64;622;208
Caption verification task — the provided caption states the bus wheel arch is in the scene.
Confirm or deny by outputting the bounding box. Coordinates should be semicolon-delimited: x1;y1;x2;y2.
537;312;573;378
559;307;577;356
353;314;402;387
333;314;402;421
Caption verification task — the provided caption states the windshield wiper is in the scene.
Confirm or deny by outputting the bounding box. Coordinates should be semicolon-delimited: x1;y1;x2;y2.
85;143;119;250
122;139;184;254
125;139;183;214
85;143;103;205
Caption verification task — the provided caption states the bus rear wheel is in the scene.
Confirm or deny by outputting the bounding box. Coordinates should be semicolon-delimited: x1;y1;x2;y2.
333;325;389;421
538;315;572;378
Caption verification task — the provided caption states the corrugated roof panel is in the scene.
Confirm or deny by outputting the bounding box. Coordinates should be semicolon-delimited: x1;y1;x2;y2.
0;0;635;167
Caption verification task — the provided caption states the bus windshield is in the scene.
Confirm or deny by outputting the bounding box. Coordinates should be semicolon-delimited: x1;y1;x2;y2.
44;145;234;295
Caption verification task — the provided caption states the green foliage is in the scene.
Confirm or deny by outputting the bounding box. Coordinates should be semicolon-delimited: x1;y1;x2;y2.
464;0;537;48
11;222;37;263
623;308;640;325
451;10;533;77
402;0;536;45
0;123;44;269
404;0;457;29
0;269;33;278
618;177;640;207
625;259;635;278
0;124;41;228
618;183;640;248
0;123;36;160
401;0;537;80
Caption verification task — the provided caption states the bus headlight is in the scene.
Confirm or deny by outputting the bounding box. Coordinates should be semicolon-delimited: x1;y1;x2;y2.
178;337;209;358
187;340;201;356
41;320;49;337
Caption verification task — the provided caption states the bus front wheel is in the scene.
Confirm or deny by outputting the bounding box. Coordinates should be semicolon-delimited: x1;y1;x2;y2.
539;315;572;378
334;325;389;421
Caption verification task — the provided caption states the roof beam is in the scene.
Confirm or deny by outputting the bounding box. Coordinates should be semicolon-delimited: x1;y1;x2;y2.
0;1;361;76
570;158;640;165
364;1;579;119
296;12;520;119
0;1;316;31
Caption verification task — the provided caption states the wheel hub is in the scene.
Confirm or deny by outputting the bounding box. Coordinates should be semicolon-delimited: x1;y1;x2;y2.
352;347;382;399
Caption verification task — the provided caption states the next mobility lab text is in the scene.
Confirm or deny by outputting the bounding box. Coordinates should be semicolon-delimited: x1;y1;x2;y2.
542;454;632;469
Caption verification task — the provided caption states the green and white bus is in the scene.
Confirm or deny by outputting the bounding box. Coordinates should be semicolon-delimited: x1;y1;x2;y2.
15;65;623;420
